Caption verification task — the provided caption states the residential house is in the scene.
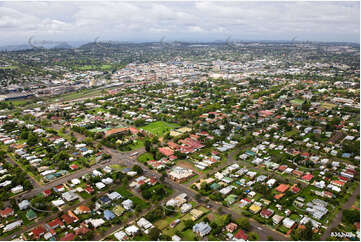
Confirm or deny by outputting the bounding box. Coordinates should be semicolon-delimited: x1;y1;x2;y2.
104;209;116;221
193;222;211;237
260;208;274;219
122;199;133;210
225;223;238;233
0;207;14;218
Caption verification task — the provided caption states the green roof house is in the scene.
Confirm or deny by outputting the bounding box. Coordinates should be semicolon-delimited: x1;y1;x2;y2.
210;183;221;190
26;209;37;220
225;194;238;205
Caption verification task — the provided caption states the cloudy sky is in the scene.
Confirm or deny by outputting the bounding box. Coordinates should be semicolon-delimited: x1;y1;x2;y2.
0;1;359;46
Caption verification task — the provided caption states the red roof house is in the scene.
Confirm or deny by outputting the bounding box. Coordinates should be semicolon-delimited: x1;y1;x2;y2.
234;229;248;240
69;164;79;170
0;207;14;218
158;147;174;157
32;226;46;239
302;174;314;182
260;208;274;219
61;214;75;225
48;218;64;229
43;189;52;197
60;233;75;241
276;184;290;193
331;180;345;187
290;184;300;193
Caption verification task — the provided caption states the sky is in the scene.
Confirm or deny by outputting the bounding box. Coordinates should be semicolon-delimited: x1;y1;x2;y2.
0;1;359;46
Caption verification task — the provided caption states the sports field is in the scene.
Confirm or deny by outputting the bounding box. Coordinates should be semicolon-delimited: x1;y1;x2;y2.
141;121;180;136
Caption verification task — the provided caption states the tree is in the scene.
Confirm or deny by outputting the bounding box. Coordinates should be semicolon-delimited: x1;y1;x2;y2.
248;232;259;241
210;192;223;201
183;219;194;231
132;165;143;175
159;234;171;241
141;189;152;200
149;227;161;240
224;214;231;225
292;221;314;240
238;217;251;231
27;133;39;146
145;139;151;152
342;209;360;224
134;119;145;127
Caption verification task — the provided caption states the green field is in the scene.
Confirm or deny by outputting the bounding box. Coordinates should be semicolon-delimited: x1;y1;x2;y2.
51;88;105;102
141;121;180;136
137;152;154;163
110;164;125;171
0;65;17;69
3;99;29;106
290;99;304;105
126;140;144;150
74;64;112;71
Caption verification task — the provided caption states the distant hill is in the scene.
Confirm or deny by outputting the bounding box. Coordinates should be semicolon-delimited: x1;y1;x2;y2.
0;44;32;51
52;42;73;49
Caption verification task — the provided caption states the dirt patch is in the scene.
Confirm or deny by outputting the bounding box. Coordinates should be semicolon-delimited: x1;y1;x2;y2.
176;160;199;174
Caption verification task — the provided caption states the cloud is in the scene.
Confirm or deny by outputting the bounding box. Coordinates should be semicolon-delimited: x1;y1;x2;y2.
0;1;359;45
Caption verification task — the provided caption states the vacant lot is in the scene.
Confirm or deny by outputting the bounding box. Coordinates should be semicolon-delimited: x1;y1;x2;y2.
322;102;337;109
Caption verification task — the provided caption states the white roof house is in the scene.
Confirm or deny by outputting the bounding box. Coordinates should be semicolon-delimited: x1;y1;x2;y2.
3;220;22;232
137;218;153;229
18;200;30;210
92;170;102;177
266;179;277;187
172;235;181;241
114;231;127;241
88;218;105;228
101;177;113;185
95;182;106;190
180;203;192;213
272;214;284;225
122;199;133;210
193;222;211;237
283;217;295;229
71;178;81;185
125;225;139;236
108;191;122;201
11;185;23;194
52;199;65;207
62;191;79;202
